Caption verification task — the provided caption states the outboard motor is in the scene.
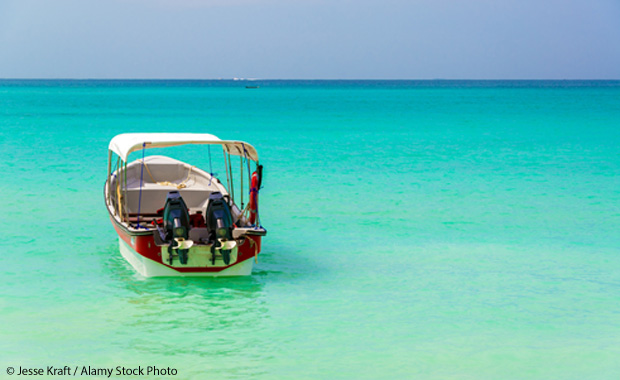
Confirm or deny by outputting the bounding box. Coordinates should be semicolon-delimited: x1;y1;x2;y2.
206;192;235;265
162;191;192;264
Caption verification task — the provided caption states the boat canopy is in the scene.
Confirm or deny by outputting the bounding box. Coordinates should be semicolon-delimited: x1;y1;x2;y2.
108;133;259;162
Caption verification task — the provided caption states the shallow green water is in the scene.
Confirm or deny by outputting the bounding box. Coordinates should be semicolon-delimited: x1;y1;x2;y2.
1;80;620;379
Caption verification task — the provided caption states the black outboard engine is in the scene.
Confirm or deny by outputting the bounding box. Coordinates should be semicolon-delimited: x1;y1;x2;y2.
206;192;234;265
163;191;191;264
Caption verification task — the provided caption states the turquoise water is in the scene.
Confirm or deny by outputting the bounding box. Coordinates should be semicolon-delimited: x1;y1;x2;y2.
1;80;620;379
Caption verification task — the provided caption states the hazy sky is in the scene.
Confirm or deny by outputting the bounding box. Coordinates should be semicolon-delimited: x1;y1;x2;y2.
1;0;619;79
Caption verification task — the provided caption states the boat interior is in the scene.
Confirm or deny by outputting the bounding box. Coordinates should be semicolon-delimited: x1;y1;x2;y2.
108;155;253;242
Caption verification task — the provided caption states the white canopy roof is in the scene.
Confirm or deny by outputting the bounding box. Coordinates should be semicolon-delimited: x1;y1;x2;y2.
108;133;259;162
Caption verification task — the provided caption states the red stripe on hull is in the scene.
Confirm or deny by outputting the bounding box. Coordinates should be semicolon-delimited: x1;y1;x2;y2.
110;216;261;273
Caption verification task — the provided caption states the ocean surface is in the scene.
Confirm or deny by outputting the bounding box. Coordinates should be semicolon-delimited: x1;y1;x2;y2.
1;80;619;379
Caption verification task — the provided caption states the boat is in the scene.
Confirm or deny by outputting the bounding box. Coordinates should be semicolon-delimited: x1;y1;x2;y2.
104;133;267;277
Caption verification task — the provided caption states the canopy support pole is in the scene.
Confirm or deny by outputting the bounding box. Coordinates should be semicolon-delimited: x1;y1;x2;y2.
243;143;251;188
223;149;231;197
123;161;129;223
228;152;235;203
107;150;112;205
136;143;146;228
240;154;244;210
115;158;121;217
207;145;214;186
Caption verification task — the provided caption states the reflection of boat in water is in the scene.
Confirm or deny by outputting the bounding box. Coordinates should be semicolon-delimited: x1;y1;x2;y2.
104;133;266;277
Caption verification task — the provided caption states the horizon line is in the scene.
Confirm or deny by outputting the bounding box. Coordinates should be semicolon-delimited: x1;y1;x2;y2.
1;78;620;81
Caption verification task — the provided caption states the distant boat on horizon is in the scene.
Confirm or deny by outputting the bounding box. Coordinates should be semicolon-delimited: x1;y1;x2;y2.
245;85;260;89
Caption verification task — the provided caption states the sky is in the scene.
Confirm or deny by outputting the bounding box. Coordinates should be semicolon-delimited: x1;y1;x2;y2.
0;0;619;79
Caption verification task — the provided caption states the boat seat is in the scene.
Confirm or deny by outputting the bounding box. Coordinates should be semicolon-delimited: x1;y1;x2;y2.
124;188;212;215
128;216;158;224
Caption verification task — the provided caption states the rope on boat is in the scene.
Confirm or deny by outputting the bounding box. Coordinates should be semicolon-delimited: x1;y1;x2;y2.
243;236;259;263
116;179;122;218
207;145;215;186
142;159;194;189
234;202;251;225
109;155;120;208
